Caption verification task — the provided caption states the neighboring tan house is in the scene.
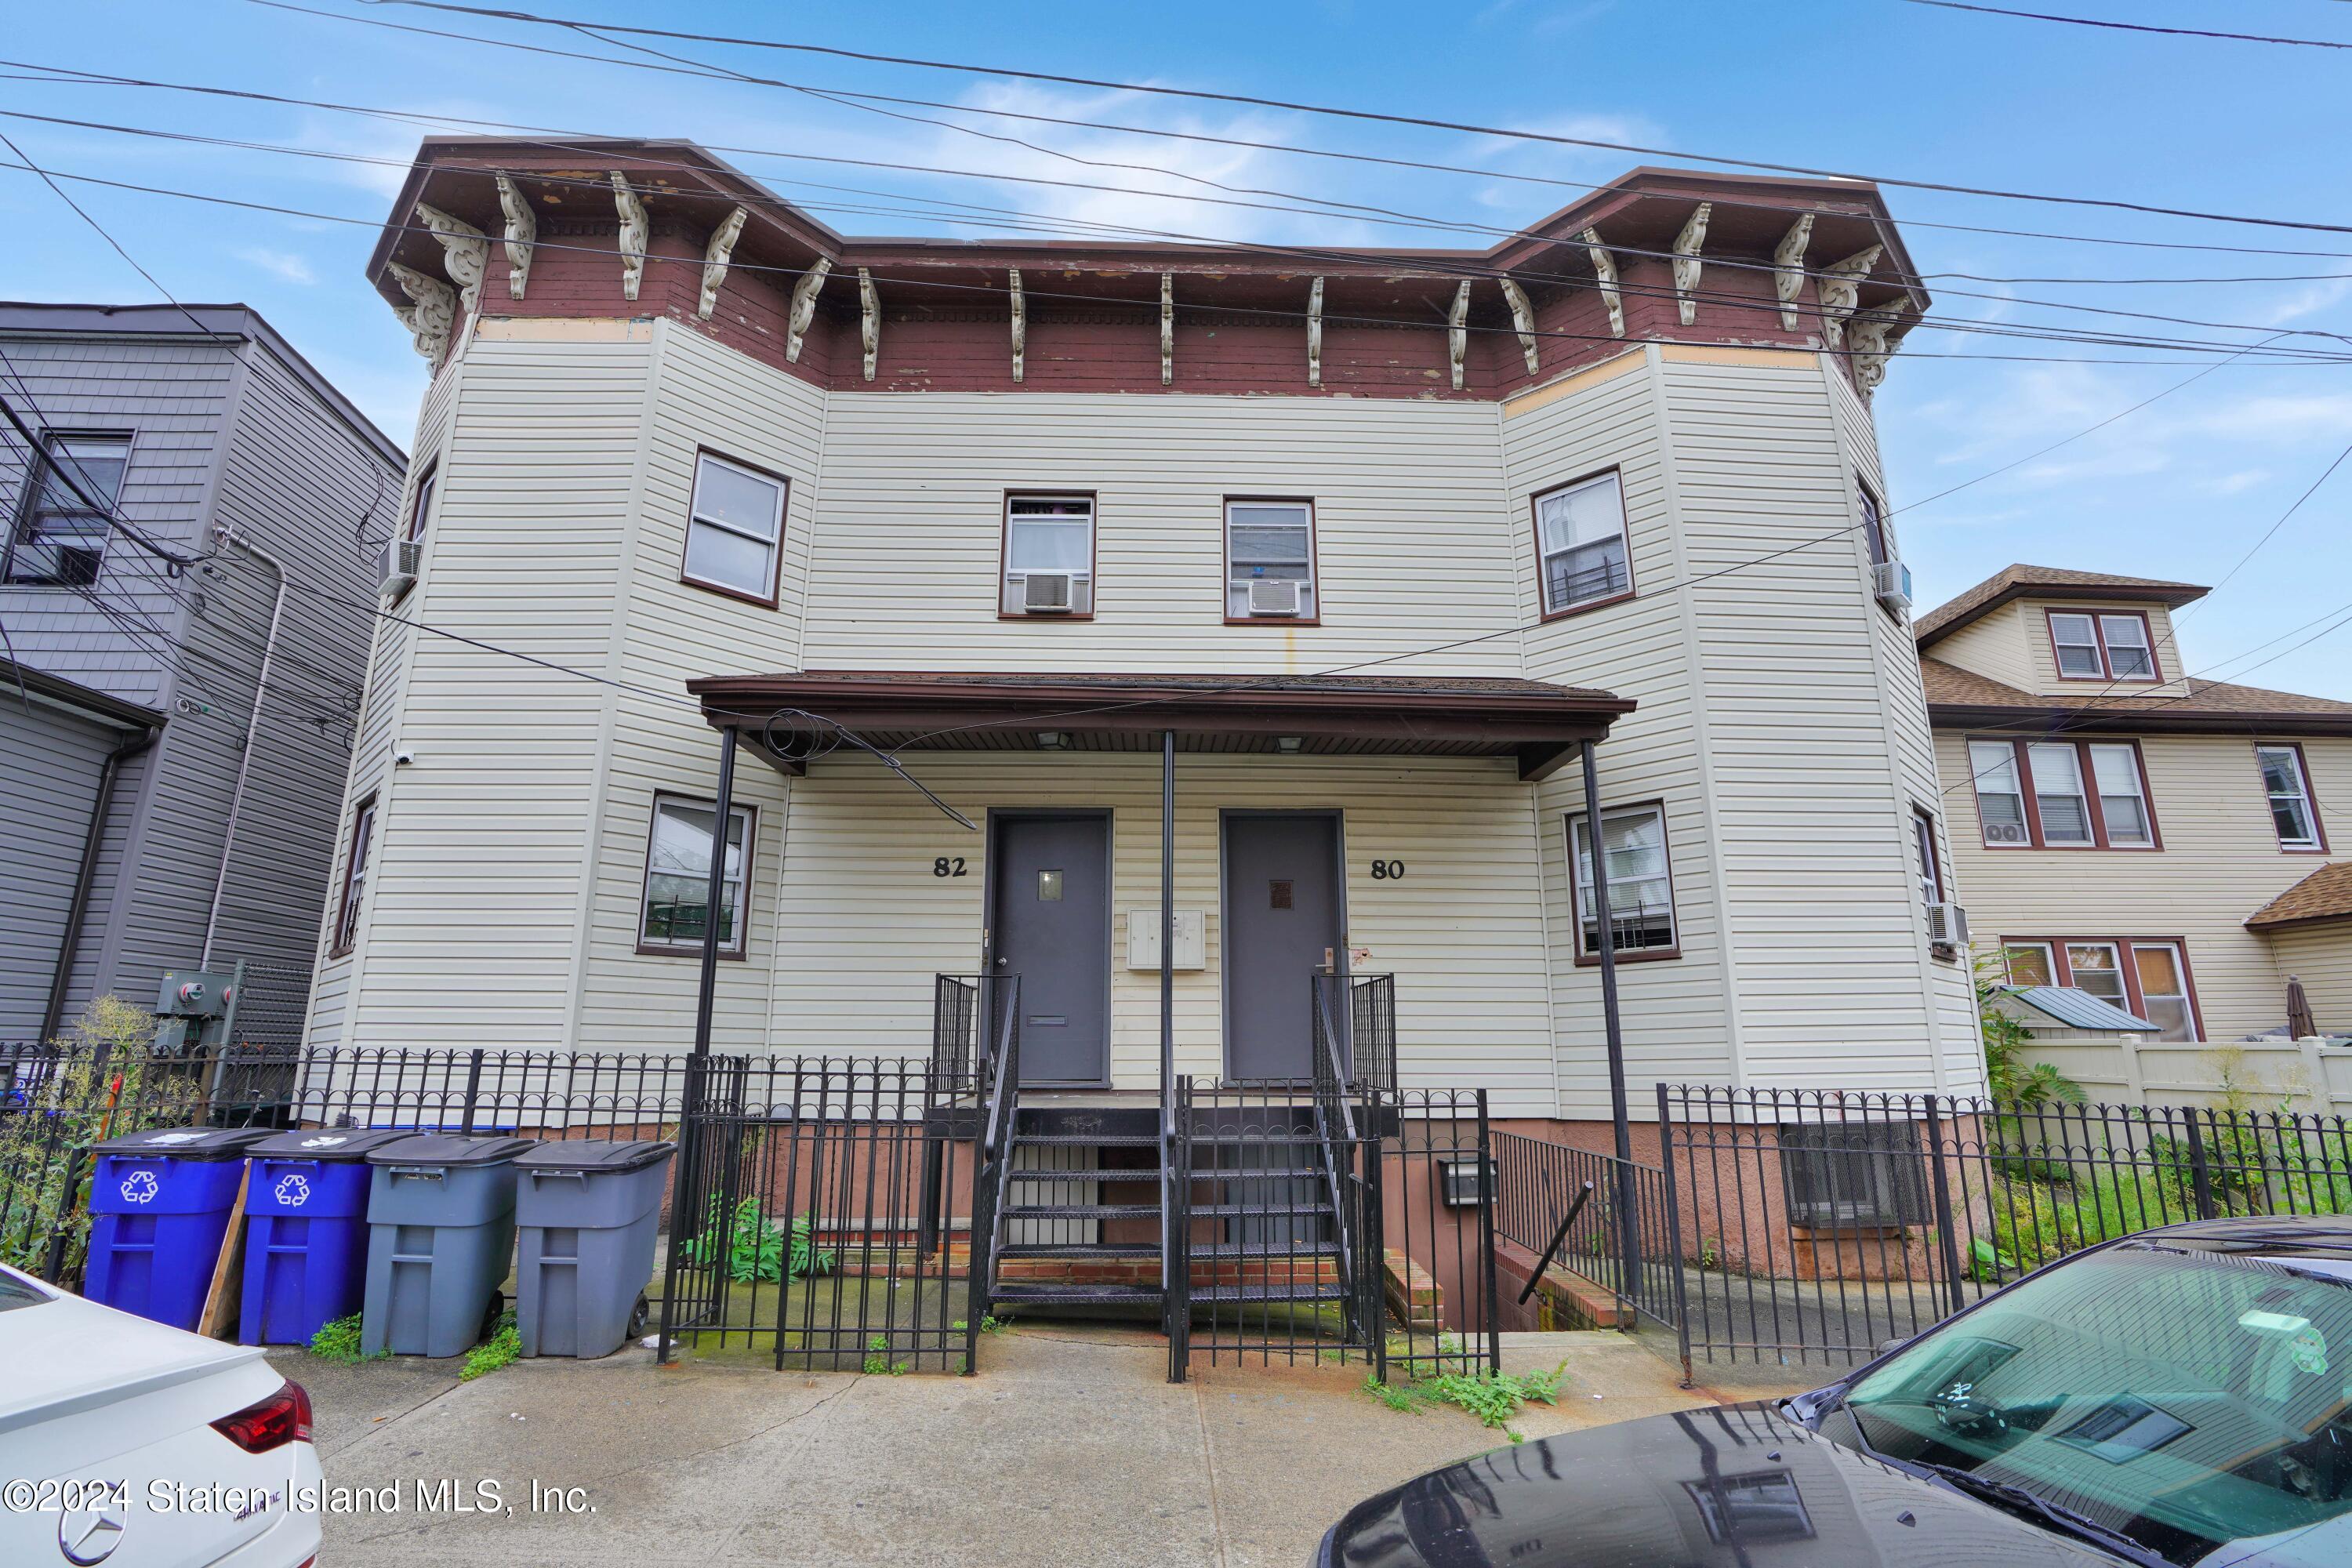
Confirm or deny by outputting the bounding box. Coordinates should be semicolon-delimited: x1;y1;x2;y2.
0;302;406;1047
308;137;1981;1142
1917;564;2352;1044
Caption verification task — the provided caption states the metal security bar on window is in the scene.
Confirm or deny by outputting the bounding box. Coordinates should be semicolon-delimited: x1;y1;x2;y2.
5;432;128;586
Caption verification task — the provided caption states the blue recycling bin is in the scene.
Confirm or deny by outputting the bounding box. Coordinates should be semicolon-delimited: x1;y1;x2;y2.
84;1126;271;1329
238;1127;419;1346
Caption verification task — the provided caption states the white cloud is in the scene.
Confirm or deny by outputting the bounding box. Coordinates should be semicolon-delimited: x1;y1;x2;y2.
2200;468;2270;496
235;246;316;285
2257;274;2352;326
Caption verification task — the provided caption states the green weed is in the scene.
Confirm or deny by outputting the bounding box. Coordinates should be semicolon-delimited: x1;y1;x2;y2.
460;1312;520;1381
305;1312;388;1366
1362;1362;1566;1443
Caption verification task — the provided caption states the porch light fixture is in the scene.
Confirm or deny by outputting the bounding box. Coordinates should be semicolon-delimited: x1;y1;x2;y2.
1036;731;1065;750
1276;735;1303;753
1438;1156;1497;1209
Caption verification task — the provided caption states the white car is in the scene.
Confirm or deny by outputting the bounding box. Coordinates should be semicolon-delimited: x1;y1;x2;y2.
0;1261;321;1567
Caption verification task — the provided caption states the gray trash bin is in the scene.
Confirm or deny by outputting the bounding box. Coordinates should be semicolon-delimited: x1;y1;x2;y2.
513;1139;676;1359
361;1134;532;1358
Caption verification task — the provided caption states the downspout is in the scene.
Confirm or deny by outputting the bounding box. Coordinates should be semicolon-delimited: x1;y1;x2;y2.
41;725;159;1040
199;526;289;967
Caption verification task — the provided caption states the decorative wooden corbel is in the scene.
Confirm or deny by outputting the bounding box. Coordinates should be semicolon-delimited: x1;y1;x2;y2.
1847;297;1915;401
413;202;488;315
494;175;536;302
785;257;831;364
697;205;749;321
1009;267;1025;383
858;266;879;381
387;263;456;361
1306;276;1324;387
1581;229;1624;337
1671;203;1711;328
1816;245;1882;351
609;172;649;303
1447;279;1471;390
1772;213;1814;332
1500;278;1540;376
1160;272;1174;387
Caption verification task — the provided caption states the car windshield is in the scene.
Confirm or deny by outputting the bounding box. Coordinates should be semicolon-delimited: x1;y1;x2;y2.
1840;1242;2352;1566
0;1269;51;1312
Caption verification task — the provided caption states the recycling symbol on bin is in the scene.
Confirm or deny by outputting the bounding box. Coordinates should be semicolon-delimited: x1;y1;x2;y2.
119;1171;161;1205
274;1173;313;1207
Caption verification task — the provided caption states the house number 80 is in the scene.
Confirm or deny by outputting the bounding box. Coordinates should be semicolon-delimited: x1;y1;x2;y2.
1369;859;1405;880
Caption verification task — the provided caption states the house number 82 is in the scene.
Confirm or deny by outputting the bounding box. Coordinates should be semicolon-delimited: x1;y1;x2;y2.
933;857;967;877
1369;859;1405;880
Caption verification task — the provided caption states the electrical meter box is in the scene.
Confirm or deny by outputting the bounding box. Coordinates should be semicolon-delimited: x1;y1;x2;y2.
153;967;240;1055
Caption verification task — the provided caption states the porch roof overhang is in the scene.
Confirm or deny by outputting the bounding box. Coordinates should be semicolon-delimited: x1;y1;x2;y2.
688;670;1635;782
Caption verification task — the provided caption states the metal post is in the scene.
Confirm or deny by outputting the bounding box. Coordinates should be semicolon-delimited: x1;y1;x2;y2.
1655;1082;1695;1387
1922;1098;1967;1316
1160;728;1178;1358
1580;741;1641;1297
458;1047;485;1136
691;726;739;1061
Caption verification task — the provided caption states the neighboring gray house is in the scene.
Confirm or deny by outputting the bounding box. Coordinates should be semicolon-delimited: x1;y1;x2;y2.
0;302;405;1047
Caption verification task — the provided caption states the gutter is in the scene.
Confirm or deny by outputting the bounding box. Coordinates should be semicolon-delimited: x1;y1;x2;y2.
199;527;289;967
40;726;158;1041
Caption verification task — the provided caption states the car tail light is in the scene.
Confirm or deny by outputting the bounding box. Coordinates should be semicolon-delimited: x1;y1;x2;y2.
210;1380;312;1454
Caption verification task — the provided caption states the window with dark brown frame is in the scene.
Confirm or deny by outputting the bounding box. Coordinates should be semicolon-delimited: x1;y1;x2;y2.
2256;742;2328;852
1965;737;2158;850
3;430;130;586
330;794;377;955
2001;935;2202;1042
405;463;437;546
1223;498;1317;622
1533;470;1632;619
1859;479;1890;568
681;450;787;606
1566;801;1678;961
1911;808;1945;909
638;793;755;958
2045;608;2160;682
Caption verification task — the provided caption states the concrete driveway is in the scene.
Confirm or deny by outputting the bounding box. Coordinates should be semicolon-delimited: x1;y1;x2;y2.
298;1327;1788;1566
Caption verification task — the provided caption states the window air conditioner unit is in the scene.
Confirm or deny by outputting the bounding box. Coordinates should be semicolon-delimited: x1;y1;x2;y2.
1023;571;1075;614
381;536;421;596
1873;559;1914;612
1246;578;1302;618
1925;902;1969;948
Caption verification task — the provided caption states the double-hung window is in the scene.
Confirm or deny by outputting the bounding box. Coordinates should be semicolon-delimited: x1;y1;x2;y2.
639;795;753;957
1969;737;2157;849
1534;470;1631;617
5;431;129;586
1569;803;1677;959
2002;935;2199;1041
406;463;437;546
2046;609;2160;682
2132;942;2195;1040
1911;809;1944;910
2256;744;2325;851
331;796;377;954
1225;499;1316;620
681;452;786;604
1002;494;1094;616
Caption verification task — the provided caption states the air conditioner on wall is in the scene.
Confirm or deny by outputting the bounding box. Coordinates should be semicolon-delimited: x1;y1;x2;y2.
1873;559;1914;612
1247;578;1302;617
1925;902;1969;947
380;536;421;596
1023;571;1074;613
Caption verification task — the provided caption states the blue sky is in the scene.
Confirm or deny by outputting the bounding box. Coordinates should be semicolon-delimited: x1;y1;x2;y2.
7;0;2350;695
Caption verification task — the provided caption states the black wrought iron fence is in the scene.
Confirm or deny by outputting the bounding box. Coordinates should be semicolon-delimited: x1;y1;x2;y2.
1654;1083;2352;1374
1490;1131;1681;1335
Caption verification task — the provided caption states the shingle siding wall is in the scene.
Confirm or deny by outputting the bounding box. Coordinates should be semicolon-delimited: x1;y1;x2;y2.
0;698;125;1037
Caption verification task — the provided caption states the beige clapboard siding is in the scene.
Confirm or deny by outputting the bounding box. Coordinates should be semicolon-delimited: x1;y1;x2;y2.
1666;355;1951;1091
1930;609;2035;692
762;752;1559;1116
803;391;1523;674
2269;922;2352;1032
572;324;829;1054
336;338;655;1047
1936;728;2352;1042
2013;599;2189;695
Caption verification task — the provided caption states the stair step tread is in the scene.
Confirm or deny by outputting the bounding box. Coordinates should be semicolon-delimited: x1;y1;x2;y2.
1006;1167;1157;1183
1185;1202;1332;1218
998;1242;1160;1260
1004;1202;1161;1219
991;1283;1166;1306
1014;1133;1160;1148
1179;1240;1341;1257
1192;1283;1349;1304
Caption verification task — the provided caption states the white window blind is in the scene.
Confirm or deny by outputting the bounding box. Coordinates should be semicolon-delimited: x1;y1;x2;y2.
1571;804;1675;956
2088;744;2153;847
1970;741;2030;846
2029;743;2092;844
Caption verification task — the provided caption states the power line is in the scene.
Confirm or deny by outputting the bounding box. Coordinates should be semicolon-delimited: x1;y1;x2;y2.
1901;0;2352;49
18;104;2352;355
19;56;2352;267
2176;433;2352;625
320;0;2352;238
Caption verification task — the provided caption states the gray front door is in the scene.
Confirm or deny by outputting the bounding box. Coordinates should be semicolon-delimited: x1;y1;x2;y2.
992;813;1111;1086
1223;813;1342;1082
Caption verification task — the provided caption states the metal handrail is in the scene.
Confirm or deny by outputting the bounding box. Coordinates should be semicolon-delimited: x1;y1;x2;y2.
1308;978;1362;1337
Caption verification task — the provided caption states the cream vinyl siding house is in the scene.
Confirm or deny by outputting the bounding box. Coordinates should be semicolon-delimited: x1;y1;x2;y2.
307;142;1980;1129
1917;564;2352;1055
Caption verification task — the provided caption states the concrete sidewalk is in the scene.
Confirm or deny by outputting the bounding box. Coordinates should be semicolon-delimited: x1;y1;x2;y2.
299;1327;1784;1566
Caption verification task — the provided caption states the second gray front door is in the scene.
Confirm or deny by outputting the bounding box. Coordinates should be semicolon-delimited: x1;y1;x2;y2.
992;813;1111;1086
1223;814;1342;1082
